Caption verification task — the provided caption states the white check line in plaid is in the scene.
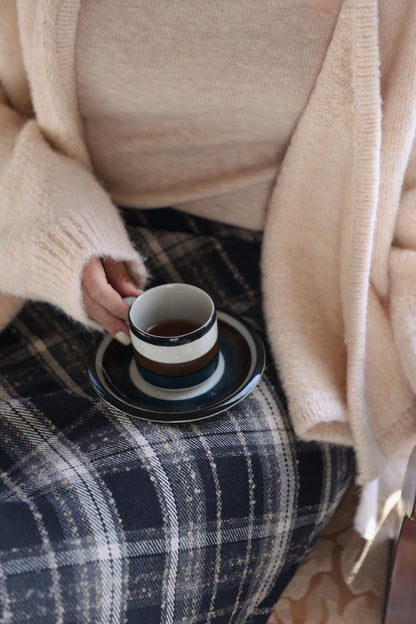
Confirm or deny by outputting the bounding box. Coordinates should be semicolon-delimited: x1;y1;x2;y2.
0;208;353;624
110;416;180;624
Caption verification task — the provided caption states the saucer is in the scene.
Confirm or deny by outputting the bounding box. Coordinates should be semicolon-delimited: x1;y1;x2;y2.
88;310;266;423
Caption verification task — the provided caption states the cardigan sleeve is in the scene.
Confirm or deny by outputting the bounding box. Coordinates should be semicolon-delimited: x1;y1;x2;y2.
0;82;149;331
389;135;416;396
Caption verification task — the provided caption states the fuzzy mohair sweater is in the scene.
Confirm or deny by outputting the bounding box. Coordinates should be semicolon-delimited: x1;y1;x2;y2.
1;0;416;537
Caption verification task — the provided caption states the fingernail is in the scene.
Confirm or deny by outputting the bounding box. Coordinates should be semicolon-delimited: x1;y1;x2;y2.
115;331;131;346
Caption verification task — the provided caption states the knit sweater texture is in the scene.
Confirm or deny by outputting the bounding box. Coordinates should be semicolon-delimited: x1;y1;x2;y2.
75;0;342;227
1;0;416;536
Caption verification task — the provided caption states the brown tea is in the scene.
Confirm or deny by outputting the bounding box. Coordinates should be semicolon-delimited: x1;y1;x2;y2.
146;318;201;337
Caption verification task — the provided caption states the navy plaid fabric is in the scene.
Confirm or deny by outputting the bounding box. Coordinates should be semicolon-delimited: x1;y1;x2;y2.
0;208;353;624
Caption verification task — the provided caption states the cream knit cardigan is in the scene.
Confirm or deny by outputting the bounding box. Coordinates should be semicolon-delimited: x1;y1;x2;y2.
1;0;416;536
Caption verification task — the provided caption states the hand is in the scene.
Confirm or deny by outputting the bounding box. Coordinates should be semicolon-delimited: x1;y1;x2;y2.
82;257;141;344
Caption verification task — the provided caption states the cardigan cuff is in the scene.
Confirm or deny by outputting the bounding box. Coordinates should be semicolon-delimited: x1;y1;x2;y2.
0;120;149;330
30;207;149;329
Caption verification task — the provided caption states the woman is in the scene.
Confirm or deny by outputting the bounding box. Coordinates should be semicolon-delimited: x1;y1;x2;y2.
0;0;414;622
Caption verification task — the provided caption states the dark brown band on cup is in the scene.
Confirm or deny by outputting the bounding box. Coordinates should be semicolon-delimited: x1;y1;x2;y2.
134;340;219;376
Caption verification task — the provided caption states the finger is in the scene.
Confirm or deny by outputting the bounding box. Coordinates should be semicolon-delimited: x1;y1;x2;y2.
83;258;130;320
82;286;131;344
103;258;142;297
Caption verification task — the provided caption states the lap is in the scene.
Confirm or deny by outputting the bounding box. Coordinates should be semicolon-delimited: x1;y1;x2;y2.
0;209;353;623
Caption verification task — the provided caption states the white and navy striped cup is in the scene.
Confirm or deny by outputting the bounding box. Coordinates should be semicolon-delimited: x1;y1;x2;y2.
128;284;219;390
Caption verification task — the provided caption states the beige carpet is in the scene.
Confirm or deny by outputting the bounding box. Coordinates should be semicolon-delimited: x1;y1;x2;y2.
269;486;391;624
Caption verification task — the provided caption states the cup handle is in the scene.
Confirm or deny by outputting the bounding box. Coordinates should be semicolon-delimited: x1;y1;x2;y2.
123;290;143;308
123;296;137;307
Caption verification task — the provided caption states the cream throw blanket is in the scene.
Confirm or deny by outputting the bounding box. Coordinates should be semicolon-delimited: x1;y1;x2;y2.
1;0;416;537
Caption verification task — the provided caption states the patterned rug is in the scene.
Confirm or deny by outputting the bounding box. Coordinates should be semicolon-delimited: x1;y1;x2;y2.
269;485;391;624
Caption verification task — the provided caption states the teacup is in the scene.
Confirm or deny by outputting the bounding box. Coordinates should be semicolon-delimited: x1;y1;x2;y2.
127;283;219;389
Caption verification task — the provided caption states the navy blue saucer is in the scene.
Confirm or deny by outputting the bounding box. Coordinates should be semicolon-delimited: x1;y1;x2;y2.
88;310;266;423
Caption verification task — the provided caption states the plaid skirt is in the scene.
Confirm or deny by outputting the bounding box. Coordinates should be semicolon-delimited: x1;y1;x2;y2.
0;208;353;624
